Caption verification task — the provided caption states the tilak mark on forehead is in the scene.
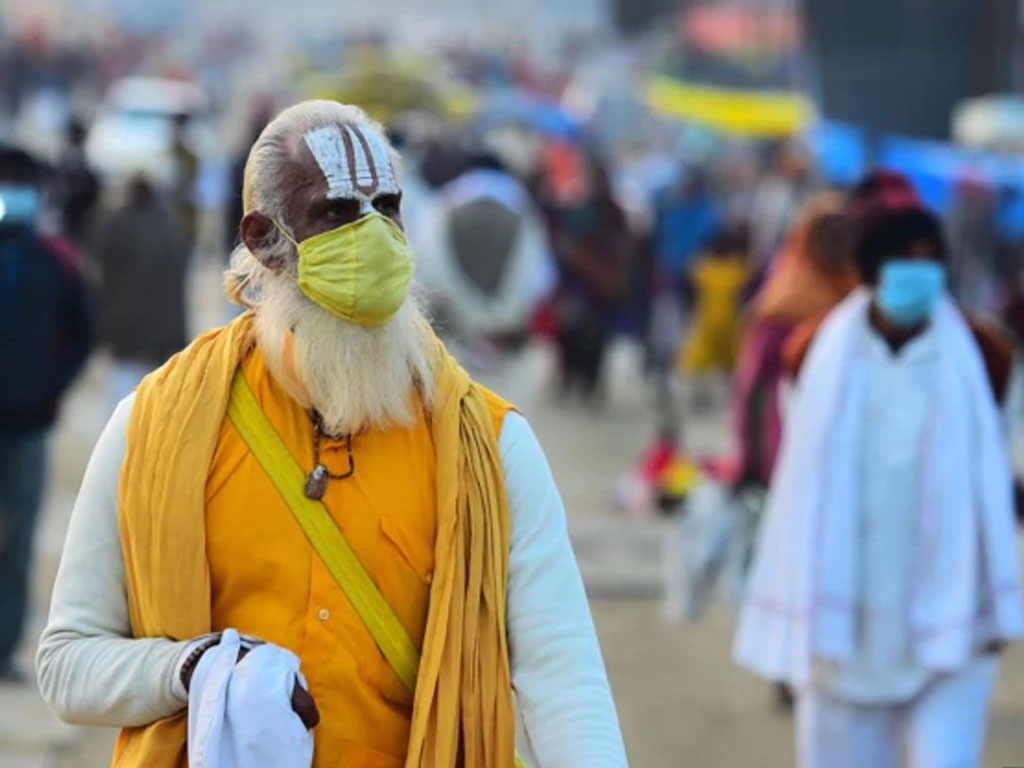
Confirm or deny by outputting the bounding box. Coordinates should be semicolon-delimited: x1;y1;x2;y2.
303;124;399;202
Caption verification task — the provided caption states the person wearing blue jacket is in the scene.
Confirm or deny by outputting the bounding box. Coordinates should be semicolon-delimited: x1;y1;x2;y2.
0;145;93;683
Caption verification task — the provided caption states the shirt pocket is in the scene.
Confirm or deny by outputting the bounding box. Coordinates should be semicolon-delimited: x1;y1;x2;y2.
380;515;434;586
356;516;434;708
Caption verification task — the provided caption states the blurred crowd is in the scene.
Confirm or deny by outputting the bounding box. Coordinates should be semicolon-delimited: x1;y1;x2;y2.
4;19;1024;570
2;18;1024;768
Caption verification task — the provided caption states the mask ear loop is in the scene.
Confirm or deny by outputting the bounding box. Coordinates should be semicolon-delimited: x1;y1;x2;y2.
269;216;301;249
267;217;304;287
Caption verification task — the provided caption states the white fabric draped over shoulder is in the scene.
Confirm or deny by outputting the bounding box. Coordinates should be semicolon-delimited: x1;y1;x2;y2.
734;289;1024;687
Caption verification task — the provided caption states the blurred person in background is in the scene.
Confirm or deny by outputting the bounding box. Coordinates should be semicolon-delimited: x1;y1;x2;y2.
172;112;199;251
732;193;858;489
52;118;100;247
539;150;632;402
652;165;720;289
681;227;749;408
225;101;275;256
385;124;436;261
418;148;554;361
749;140;811;270
647;165;720;414
37;101;627;768
91;170;189;408
418;131;469;190
735;171;1022;768
946;177;1001;314
0;145;92;683
1004;271;1024;346
718;145;762;231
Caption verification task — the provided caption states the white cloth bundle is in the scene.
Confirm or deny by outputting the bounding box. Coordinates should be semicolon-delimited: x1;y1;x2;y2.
734;289;1024;686
662;480;761;623
187;629;313;768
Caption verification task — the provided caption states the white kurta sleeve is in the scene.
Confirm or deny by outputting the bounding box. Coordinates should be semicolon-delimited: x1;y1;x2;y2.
36;394;191;727
37;393;630;759
500;412;629;767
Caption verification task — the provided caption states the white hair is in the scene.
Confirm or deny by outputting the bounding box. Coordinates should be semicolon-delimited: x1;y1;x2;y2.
223;100;433;435
225;99;398;307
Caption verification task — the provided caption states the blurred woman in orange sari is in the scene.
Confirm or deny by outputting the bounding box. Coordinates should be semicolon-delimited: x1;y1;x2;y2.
732;193;859;487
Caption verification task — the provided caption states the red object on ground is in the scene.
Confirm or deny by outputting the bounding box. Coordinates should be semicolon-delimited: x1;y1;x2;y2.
638;438;678;485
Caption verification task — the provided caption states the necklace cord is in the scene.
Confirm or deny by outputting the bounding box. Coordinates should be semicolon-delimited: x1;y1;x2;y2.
312;417;355;480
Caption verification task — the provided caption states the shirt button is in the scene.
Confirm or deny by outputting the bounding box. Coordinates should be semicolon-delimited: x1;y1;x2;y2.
318;608;330;621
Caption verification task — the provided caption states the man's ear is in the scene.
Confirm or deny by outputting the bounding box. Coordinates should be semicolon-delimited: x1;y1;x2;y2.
240;211;285;271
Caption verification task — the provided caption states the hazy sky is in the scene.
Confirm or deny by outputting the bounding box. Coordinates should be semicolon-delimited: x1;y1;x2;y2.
1;0;612;53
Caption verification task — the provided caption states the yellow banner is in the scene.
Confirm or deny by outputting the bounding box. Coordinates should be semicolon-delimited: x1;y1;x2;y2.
647;75;813;137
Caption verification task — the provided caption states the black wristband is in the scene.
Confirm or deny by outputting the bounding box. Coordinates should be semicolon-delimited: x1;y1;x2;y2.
180;636;222;693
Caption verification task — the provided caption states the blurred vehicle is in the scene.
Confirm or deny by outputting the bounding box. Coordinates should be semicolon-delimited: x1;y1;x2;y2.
85;77;210;186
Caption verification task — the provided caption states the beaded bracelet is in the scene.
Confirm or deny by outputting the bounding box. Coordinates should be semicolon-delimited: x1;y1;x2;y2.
180;635;223;693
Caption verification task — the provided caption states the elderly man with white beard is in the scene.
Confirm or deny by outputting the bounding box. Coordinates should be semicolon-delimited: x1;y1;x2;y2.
36;100;628;768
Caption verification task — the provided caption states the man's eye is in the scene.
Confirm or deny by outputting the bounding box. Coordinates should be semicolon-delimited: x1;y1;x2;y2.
374;195;401;216
327;200;359;220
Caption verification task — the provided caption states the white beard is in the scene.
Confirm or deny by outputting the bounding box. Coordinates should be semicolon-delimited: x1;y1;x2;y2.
254;274;435;436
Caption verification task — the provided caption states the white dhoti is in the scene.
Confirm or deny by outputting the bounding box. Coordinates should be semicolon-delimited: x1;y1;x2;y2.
797;655;999;768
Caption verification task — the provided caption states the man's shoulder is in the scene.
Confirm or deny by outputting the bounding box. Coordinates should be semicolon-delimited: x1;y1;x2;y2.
965;314;1015;404
782;313;829;381
474;384;518;439
135;317;255;399
785;307;1016;404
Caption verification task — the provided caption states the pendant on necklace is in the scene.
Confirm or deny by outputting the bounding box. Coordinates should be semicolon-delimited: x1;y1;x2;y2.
304;464;329;500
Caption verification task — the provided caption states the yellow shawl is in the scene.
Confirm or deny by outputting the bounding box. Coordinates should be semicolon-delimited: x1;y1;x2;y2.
113;312;515;768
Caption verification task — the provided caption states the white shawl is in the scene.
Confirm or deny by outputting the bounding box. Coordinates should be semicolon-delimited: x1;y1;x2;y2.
734;289;1024;687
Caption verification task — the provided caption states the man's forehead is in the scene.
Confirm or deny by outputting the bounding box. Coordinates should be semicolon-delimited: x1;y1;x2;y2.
301;122;399;201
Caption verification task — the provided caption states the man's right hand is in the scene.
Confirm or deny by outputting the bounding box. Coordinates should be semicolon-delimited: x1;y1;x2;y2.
236;642;320;729
291;680;320;729
183;634;320;730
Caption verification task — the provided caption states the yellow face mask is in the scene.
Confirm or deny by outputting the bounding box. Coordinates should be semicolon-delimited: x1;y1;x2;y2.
276;212;414;327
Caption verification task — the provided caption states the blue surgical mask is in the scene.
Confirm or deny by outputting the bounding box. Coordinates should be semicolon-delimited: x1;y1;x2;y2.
876;259;946;328
0;184;41;226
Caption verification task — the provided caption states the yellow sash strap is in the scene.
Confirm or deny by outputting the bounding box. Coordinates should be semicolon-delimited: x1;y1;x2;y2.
226;370;420;690
226;371;526;767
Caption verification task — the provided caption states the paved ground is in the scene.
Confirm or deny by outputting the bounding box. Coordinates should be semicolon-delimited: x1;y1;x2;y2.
4;258;1024;767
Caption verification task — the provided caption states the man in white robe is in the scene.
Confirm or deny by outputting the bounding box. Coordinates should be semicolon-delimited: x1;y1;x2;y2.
735;171;1023;768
